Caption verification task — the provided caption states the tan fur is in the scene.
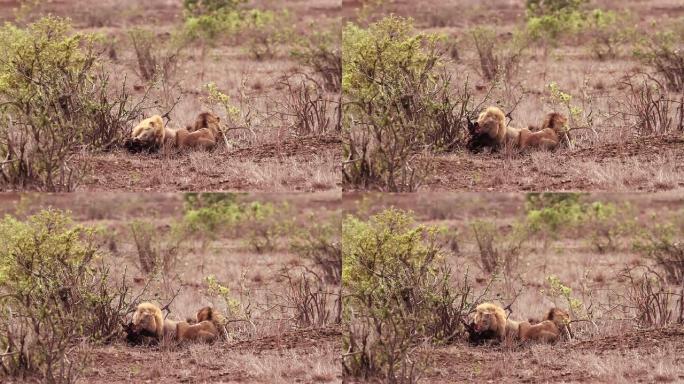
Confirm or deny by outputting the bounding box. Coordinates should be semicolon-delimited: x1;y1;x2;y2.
473;302;517;341
545;307;573;340
131;302;175;341
131;114;217;151
473;302;563;343
187;112;221;138
176;320;219;343
518;320;561;342
476;107;566;150
195;306;229;340
131;302;219;343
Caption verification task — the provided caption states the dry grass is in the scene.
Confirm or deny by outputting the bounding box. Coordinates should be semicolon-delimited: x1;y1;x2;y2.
0;192;341;384
343;192;684;383
345;0;684;192
0;0;341;192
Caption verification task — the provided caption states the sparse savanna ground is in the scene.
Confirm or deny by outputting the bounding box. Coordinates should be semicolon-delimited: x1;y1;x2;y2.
0;0;341;192
341;0;684;192
342;192;684;383
0;192;342;384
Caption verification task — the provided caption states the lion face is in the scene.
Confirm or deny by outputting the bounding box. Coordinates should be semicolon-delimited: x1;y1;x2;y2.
476;116;499;137
131;307;159;335
547;308;570;323
472;310;498;333
132;115;164;143
196;307;213;322
543;112;568;131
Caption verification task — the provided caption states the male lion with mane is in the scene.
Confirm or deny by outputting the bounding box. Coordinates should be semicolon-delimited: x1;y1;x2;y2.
470;302;566;344
125;112;220;153
468;106;568;152
128;302;220;344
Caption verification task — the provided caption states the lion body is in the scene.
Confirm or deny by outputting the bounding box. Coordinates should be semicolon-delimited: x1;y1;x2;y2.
131;302;220;343
176;320;219;343
130;113;218;152
474;107;566;151
472;302;564;343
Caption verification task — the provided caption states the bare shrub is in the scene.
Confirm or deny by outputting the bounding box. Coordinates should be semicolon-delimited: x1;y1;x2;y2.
128;28;184;82
291;27;342;92
282;267;341;328
0;210;134;383
634;217;684;284
470;220;526;276
129;220;185;275
470;26;527;81
620;267;684;327
277;74;341;136
634;22;684;92
290;213;341;284
622;76;684;135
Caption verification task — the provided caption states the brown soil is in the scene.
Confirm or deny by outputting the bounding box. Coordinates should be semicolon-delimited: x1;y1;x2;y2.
82;136;341;192
428;135;684;192
85;327;341;384
427;325;684;383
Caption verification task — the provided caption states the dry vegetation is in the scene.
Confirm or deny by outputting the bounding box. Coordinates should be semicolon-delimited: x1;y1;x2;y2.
342;0;684;192
0;192;341;384
342;192;684;383
0;0;341;192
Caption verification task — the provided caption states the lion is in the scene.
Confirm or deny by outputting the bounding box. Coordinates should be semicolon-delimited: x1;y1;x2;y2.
130;302;178;341
544;307;573;340
176;319;219;343
186;112;221;138
471;302;564;344
128;114;217;152
194;306;229;340
129;302;220;344
472;106;567;151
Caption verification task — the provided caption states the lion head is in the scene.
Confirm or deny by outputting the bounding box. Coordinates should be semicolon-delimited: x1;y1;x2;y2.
545;307;573;339
476;106;507;143
542;112;568;131
131;302;164;339
131;115;165;145
472;302;507;340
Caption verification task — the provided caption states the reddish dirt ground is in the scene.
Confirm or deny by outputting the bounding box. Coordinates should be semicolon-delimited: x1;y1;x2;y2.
428;325;684;383
427;135;684;192
83;136;341;192
85;327;341;384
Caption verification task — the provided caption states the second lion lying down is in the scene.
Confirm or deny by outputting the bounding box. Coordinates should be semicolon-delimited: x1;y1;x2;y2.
469;302;572;344
127;302;227;344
